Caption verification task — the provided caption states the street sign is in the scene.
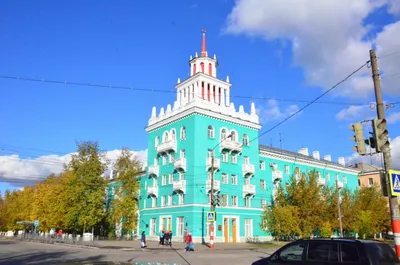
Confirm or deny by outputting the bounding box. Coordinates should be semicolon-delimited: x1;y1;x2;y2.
389;170;400;196
34;220;39;227
207;211;215;222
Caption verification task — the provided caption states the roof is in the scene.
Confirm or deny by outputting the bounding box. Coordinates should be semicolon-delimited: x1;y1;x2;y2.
259;144;357;171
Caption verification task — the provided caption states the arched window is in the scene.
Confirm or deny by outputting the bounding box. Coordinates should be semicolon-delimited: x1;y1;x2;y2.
295;167;300;175
164;132;169;142
193;64;197;75
171;129;176;141
200;62;205;73
155;136;159;147
231;131;237;141
221;129;227;140
180;126;186;140
243;134;249;146
208;126;214;138
208;63;213;76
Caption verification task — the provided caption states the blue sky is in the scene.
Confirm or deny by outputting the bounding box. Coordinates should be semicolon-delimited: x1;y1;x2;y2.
1;0;400;193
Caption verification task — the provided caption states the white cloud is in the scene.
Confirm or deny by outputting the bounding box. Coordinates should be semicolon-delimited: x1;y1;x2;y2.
336;105;400;124
225;0;400;98
256;99;300;123
0;149;148;183
347;136;400;169
335;105;374;121
388;0;400;14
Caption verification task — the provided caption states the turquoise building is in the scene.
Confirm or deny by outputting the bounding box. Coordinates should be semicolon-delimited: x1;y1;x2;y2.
137;31;360;243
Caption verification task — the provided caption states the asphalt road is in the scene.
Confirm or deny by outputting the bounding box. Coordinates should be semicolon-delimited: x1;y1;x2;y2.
0;240;275;265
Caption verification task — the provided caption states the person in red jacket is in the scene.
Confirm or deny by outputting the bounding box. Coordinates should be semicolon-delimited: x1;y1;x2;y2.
185;232;193;252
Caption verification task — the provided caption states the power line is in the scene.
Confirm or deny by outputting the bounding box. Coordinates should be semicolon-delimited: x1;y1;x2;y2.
0;74;373;106
379;50;400;59
381;72;400;79
250;61;371;144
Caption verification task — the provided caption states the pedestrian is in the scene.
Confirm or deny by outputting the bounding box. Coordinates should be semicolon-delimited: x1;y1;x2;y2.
185;232;193;252
140;231;146;248
159;230;164;246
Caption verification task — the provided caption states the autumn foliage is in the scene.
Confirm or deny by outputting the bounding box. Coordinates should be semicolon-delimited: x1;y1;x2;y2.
262;170;391;240
0;141;141;235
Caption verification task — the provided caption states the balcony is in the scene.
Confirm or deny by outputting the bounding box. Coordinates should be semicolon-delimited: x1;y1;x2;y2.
148;164;159;177
220;139;242;153
243;184;256;197
336;180;344;189
147;185;158;197
174;158;186;172
206;179;221;192
206;157;220;171
242;163;255;176
272;170;283;182
156;140;177;154
173;180;186;194
318;177;326;186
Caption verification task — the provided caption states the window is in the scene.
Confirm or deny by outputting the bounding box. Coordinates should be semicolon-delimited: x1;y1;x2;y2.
168;195;172;206
335;174;339;181
358;179;361;186
231;196;238;206
260;161;265;170
244;178;250;185
171;129;176;140
207;149;213;158
169;153;174;163
343;176;347;184
340;243;360;262
244;156;249;164
222;153;228;162
243;134;249;146
155;136;159;147
260;180;266;190
369;178;374;185
231;174;237;185
154;157;158;166
150;218;156;236
178;194;184;205
162;155;167;165
261;200;267;208
162;175;167;185
244;197;251;207
222;173;228;184
180;126;186;140
232;154;237;164
244;219;252;238
280;242;306;261
221;128;227;140
168;174;173;184
161;196;166;206
152;197;157;207
163;132;169;142
180;149;185;158
177;217;184;236
179;172;185;180
208;126;214;138
231;131;237;141
143;199;146;209
307;241;338;262
284;165;289;174
222;195;228;206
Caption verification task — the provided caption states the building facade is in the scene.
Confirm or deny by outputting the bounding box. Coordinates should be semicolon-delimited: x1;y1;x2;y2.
137;31;360;243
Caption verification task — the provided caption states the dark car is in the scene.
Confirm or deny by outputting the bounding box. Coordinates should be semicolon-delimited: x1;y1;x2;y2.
252;238;400;265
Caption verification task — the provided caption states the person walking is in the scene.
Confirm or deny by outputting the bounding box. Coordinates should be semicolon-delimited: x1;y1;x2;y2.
140;231;146;248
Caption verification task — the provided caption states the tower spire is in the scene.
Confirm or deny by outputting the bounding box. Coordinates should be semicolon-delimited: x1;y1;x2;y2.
201;29;207;57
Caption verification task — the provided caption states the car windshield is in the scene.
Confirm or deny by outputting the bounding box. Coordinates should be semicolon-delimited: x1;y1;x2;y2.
366;243;399;264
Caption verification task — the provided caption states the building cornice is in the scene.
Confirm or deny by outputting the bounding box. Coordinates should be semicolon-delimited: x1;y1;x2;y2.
146;104;262;132
259;150;360;175
140;203;264;211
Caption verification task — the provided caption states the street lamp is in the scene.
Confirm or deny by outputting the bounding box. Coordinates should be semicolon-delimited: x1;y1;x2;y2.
209;133;232;249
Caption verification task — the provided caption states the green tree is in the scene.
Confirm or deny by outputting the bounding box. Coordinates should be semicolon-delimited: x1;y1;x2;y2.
354;185;390;236
108;148;141;236
66;141;109;233
319;221;332;238
282;170;326;237
262;203;301;240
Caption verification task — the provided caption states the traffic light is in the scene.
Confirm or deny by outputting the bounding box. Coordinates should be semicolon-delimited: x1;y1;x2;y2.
372;118;389;153
349;122;367;155
364;132;377;149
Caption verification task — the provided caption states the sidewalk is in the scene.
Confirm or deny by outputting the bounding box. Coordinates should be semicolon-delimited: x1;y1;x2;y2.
97;239;262;252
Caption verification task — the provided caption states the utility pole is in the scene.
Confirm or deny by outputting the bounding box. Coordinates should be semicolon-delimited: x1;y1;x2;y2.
210;153;215;249
337;183;343;238
370;49;398;255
